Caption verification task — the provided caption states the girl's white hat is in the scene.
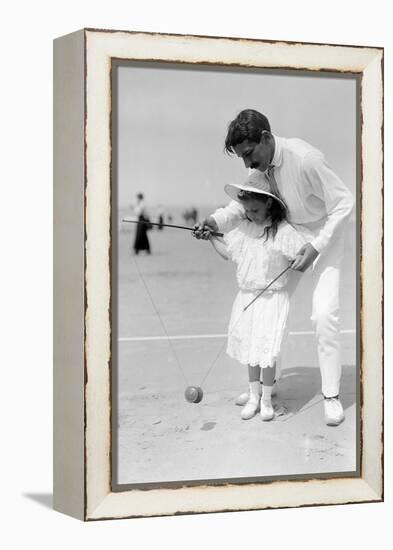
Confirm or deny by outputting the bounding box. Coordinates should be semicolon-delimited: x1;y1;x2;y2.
224;170;286;209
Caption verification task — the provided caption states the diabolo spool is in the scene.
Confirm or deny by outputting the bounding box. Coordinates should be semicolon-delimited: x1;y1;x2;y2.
184;385;203;403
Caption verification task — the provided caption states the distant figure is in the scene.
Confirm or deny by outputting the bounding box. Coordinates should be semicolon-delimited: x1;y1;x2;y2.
191;207;198;225
182;207;198;226
167;213;173;224
133;193;151;255
157;205;165;230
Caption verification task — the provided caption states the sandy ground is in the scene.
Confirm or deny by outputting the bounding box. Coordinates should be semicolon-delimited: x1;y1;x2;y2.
114;215;357;486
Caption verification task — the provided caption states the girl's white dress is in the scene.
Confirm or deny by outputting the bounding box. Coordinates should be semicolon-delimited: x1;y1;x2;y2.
224;219;306;371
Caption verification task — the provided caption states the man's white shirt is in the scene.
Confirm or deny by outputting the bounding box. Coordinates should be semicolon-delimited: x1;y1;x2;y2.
213;135;354;253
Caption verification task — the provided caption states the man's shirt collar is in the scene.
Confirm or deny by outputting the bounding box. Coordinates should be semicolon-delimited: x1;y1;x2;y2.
269;135;283;168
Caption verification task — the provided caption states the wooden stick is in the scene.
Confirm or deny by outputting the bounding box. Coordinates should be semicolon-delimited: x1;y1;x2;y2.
243;265;292;311
122;218;224;237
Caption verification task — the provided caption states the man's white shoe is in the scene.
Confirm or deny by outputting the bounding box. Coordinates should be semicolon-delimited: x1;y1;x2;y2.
260;401;274;421
236;382;277;406
241;396;260;420
324;397;345;426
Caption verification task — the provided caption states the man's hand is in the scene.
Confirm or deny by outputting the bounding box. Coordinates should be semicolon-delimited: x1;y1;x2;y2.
192;216;218;240
291;243;319;272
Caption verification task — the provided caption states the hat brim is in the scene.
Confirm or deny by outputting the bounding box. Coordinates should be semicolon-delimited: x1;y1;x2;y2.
224;183;286;209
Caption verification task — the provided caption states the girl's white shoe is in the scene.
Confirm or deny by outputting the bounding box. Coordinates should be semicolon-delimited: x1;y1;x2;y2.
235;382;277;406
260;401;274;421
241;396;260;420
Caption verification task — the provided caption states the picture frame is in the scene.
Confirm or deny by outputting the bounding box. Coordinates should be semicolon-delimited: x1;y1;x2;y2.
53;28;383;520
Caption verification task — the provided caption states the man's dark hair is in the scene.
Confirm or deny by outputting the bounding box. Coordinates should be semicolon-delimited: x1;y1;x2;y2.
237;190;286;241
225;109;271;155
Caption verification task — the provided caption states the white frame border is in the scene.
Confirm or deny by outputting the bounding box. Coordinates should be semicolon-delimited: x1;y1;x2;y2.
84;29;383;520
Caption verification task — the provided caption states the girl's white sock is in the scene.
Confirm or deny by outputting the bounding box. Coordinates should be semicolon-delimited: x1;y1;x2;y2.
262;385;273;404
249;381;261;401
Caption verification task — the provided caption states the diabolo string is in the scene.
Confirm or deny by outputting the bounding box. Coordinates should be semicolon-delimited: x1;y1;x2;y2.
131;239;292;395
131;253;190;387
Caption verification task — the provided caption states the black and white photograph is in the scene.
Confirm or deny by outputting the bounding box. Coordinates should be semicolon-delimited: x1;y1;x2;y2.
51;27;382;521
3;0;389;542
112;61;359;487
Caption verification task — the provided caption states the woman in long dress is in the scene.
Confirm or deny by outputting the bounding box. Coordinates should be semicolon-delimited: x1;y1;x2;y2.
133;193;151;255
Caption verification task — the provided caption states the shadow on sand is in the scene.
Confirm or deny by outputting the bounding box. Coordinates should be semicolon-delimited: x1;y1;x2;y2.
276;364;356;417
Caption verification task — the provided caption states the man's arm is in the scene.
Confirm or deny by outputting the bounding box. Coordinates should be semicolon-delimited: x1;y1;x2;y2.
212;200;245;233
291;242;319;271
303;152;354;254
194;200;245;239
291;153;353;272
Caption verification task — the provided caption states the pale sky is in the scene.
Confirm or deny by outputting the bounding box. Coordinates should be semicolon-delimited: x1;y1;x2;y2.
116;63;357;209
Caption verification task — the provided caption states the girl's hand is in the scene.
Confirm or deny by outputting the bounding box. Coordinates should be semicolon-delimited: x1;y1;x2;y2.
291;243;319;271
192;216;219;240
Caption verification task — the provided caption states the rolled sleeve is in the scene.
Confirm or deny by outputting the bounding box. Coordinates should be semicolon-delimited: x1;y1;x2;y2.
211;200;246;234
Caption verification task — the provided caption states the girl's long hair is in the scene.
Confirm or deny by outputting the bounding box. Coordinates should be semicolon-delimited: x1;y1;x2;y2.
237;190;287;241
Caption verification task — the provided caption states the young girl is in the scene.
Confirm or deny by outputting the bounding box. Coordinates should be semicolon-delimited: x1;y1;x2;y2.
204;173;306;421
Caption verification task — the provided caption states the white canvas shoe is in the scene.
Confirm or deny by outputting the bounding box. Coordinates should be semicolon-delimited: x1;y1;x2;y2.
235;391;250;406
260;401;274;421
241;396;260;420
235;382;277;406
324;397;345;426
